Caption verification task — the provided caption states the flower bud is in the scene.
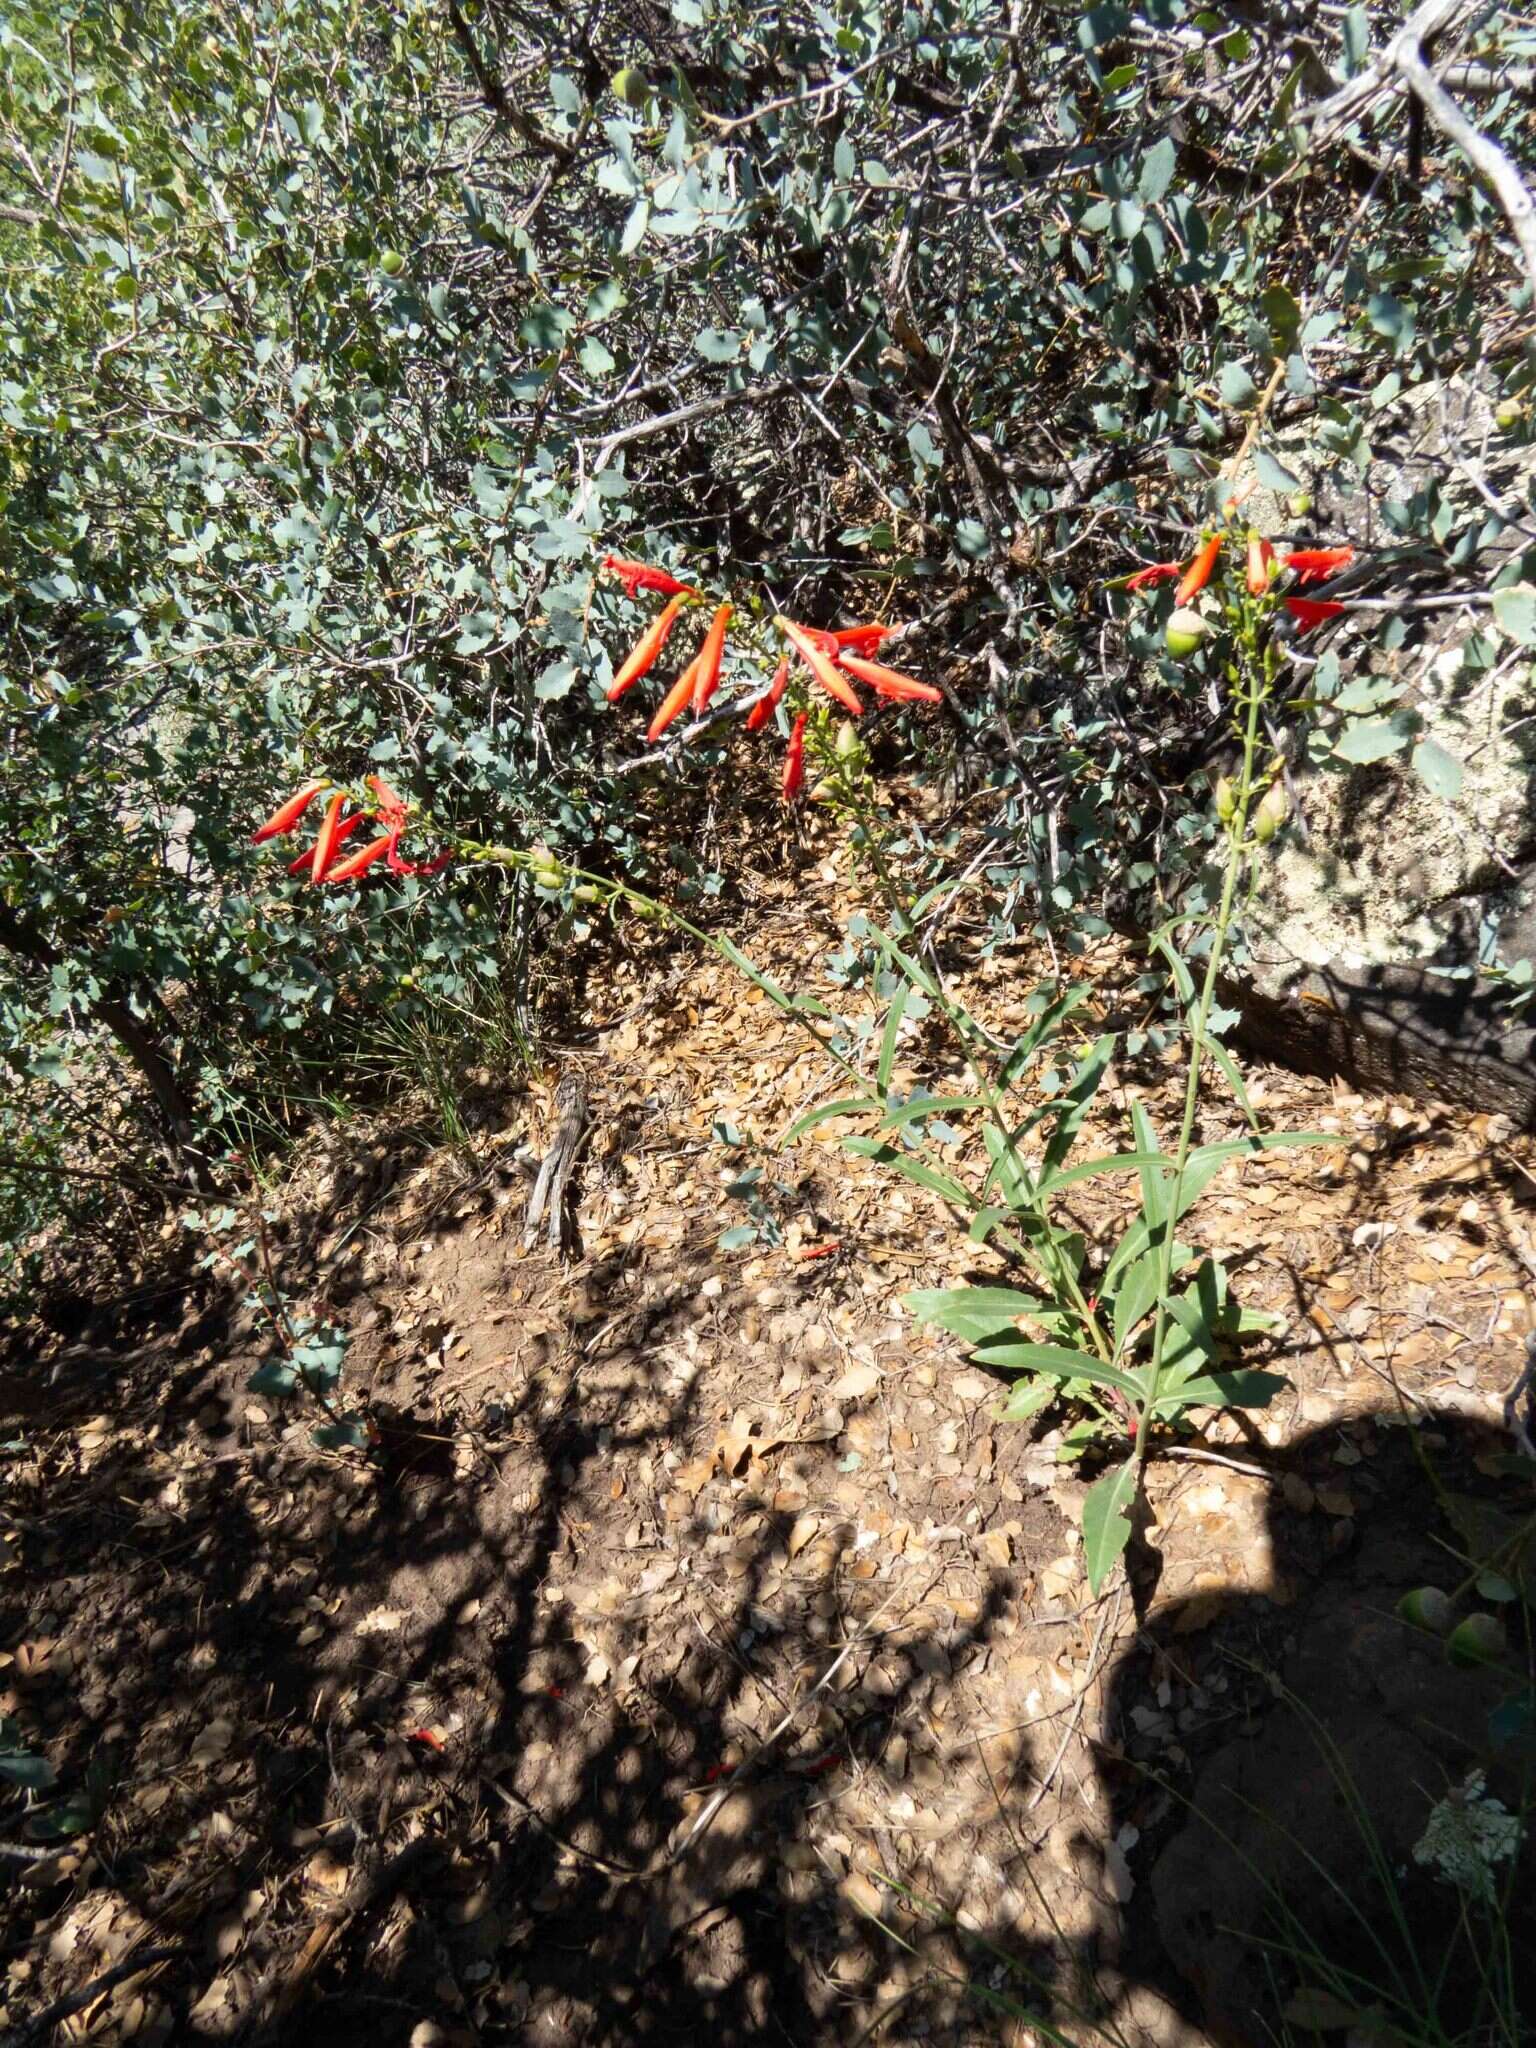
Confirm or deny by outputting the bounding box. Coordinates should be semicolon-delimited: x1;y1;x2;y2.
834;720;862;760
1252;781;1290;844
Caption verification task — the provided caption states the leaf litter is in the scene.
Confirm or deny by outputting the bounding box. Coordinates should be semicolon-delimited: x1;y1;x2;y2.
1;828;1534;2042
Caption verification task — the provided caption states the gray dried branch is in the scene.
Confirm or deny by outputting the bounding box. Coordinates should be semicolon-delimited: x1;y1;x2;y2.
1302;0;1536;299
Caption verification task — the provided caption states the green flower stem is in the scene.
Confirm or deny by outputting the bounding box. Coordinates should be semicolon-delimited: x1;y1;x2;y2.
1133;623;1273;1473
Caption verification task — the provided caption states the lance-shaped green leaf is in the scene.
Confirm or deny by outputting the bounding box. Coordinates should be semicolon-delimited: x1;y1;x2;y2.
997;1375;1058;1422
1151;1368;1286;1414
998;983;1093;1088
781;1095;879;1144
876;979;910;1093
982;1121;1035;1208
1040;1034;1115;1177
842;1138;973;1211
880;1092;983;1131
903;1285;1054;1344
1083;1460;1137;1593
974;1340;1145;1402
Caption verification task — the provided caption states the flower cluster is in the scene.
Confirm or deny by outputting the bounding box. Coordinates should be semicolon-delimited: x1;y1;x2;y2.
599;554;943;801
251;774;450;883
1125;531;1355;634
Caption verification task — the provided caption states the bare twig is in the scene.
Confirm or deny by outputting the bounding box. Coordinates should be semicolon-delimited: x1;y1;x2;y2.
0;1947;184;2048
242;1834;434;2038
1026;1587;1122;1813
1394;41;1536;299
443;0;570;158
1302;1;1536;300
587;380;792;470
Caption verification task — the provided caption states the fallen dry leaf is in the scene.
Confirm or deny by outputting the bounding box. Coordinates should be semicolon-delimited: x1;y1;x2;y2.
190;1718;233;1766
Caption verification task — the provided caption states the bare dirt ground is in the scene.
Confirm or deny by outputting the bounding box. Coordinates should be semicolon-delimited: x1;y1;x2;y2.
2;843;1533;2046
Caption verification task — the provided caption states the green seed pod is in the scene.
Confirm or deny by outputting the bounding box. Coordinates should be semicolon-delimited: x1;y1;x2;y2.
1396;1586;1453;1635
834;720;863;761
379;249;406;276
571;883;601;903
1446;1612;1508;1669
1165;607;1210;659
610;67;650;106
1496;398;1524;431
1214;774;1237;823
1252;780;1290;844
1288;491;1312;518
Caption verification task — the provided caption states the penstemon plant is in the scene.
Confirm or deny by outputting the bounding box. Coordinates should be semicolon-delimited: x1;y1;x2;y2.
239;530;1351;1590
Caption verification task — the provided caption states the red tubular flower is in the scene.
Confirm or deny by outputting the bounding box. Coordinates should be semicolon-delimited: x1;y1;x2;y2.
745;656;789;733
1175;534;1223;605
647;651;704;743
601;553;699;601
366;774;408;825
781;712;808;801
834;651;943;705
386;837;453;878
1124;562;1182;593
253;778;329;844
777;617;864;716
324;831;396;885
1246;535;1276;596
308;791;350;883
1285;545;1355;585
606;595;686;702
690;602;734;712
804;622;896;657
832;623;897;655
288;813;364;876
1285;597;1345;632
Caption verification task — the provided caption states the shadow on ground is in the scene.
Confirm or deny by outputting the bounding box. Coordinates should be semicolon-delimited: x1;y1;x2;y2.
2;1232;1534;2046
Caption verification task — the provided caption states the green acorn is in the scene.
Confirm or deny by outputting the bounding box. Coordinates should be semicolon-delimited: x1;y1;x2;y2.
1496;398;1524;431
610;67;650;107
1446;1613;1507;1669
1396;1586;1453;1635
1165;607;1210;659
379;249;406;276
